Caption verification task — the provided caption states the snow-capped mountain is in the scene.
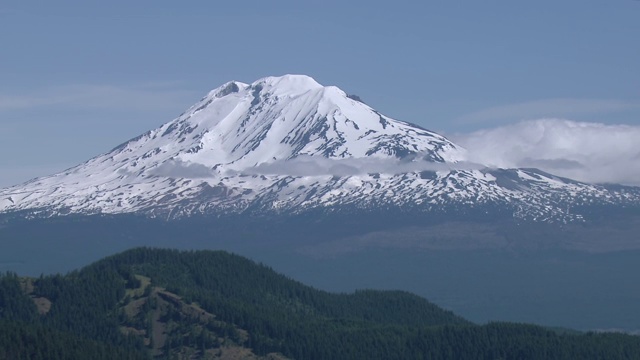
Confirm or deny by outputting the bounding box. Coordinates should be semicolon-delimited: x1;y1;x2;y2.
1;75;639;222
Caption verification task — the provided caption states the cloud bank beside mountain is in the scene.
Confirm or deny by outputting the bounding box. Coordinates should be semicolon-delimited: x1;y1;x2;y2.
451;119;640;186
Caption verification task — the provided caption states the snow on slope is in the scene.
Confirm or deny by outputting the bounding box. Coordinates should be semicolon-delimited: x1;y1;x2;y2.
1;75;639;222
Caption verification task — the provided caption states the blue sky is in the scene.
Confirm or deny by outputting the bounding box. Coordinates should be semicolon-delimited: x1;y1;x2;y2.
1;1;639;186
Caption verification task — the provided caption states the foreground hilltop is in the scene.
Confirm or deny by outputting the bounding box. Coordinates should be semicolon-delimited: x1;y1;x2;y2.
1;247;639;359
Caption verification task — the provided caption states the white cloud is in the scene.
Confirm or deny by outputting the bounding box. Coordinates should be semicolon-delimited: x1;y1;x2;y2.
148;160;215;179
0;83;199;112
456;98;639;125
239;155;483;177
451;119;640;186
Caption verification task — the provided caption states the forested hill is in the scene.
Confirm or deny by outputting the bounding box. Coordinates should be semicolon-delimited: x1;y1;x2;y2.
1;248;640;359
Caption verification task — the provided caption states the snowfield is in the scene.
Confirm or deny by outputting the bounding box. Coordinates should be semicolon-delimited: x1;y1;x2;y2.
1;75;639;222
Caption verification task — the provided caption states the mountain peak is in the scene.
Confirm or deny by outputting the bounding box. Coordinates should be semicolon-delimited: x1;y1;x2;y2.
209;81;248;98
2;75;638;220
205;75;321;100
158;74;463;170
253;74;322;88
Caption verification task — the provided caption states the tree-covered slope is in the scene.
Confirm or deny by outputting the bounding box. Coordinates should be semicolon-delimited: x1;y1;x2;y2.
1;247;640;359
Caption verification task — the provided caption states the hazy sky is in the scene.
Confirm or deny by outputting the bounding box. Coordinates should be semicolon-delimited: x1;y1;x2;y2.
1;1;639;187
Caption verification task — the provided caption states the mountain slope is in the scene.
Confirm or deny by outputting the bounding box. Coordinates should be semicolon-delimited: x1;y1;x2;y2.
2;248;640;360
1;75;639;222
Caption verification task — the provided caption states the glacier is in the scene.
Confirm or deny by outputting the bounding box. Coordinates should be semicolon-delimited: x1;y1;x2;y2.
1;74;639;222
